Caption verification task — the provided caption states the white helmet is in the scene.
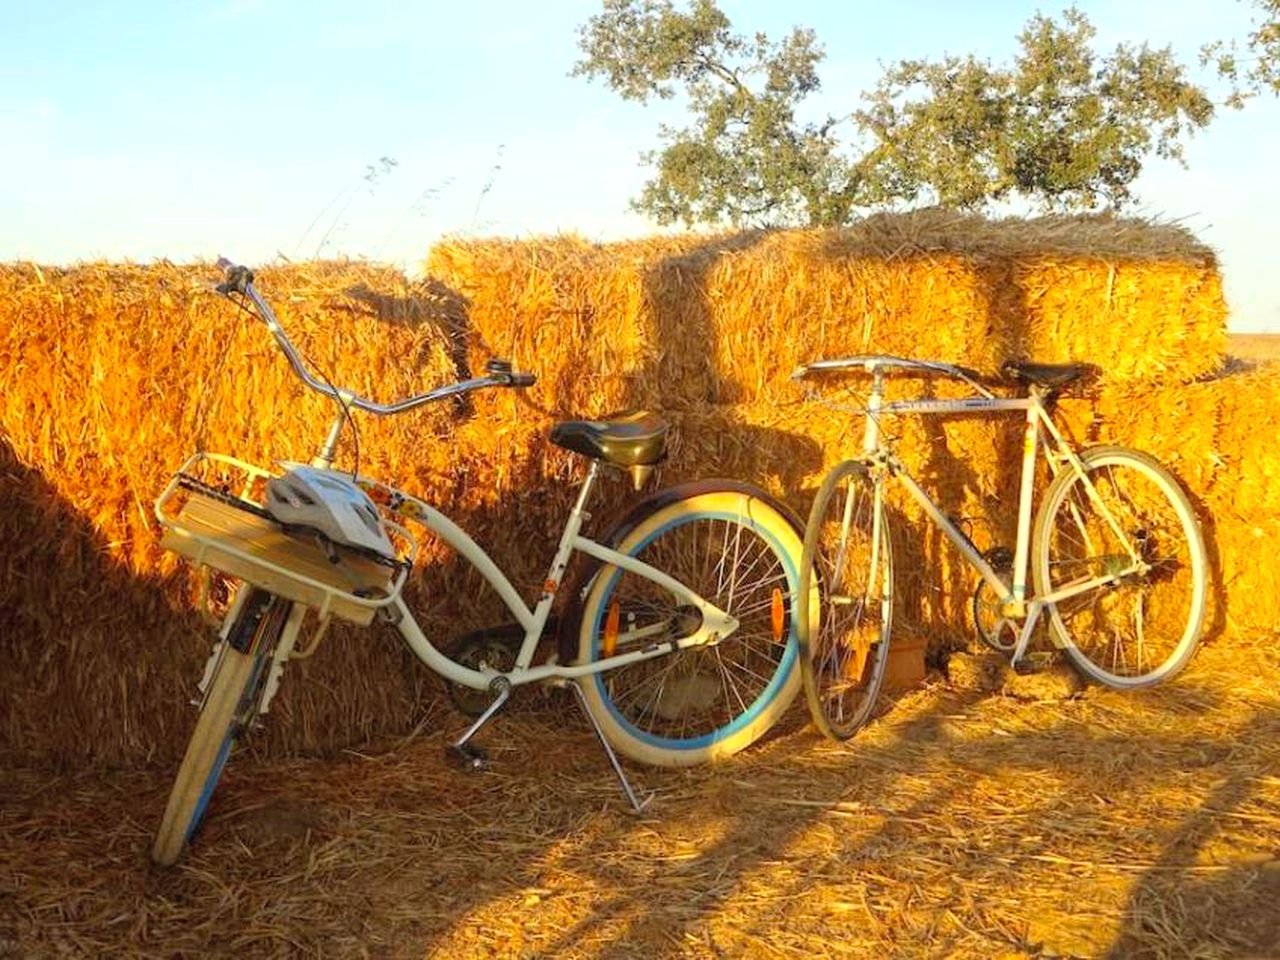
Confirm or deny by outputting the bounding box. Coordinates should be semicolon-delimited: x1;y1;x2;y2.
265;465;396;562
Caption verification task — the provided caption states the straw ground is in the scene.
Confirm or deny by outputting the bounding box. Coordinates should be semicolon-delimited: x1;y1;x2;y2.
2;635;1277;958
2;216;1272;955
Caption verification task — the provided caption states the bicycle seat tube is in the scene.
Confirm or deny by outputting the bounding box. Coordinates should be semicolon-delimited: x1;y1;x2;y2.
862;367;887;456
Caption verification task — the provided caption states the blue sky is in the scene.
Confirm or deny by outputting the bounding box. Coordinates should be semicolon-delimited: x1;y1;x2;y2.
2;0;1277;330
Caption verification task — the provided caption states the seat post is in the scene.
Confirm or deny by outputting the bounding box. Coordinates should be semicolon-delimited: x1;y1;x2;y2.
573;460;601;517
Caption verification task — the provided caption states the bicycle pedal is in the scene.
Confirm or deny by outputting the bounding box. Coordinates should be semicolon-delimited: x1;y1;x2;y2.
445;742;489;772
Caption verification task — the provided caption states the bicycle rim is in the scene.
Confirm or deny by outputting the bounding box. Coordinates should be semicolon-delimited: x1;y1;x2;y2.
799;461;892;741
578;489;802;766
152;591;288;865
1033;447;1207;688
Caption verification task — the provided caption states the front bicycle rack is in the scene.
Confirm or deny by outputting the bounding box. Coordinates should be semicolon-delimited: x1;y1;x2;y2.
155;453;418;626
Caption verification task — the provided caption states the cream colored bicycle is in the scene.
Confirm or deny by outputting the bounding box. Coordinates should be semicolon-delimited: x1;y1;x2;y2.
793;355;1208;741
150;261;805;865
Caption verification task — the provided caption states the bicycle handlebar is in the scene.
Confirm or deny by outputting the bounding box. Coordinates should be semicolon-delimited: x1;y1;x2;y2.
214;259;537;415
791;354;990;384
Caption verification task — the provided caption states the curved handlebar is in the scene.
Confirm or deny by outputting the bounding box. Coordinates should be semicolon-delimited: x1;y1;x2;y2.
215;259;536;415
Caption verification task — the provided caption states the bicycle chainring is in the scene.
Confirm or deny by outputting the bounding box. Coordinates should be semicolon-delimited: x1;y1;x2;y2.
444;625;525;717
972;548;1017;653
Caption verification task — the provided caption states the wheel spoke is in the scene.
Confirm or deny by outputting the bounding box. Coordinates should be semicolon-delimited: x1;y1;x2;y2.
586;501;797;749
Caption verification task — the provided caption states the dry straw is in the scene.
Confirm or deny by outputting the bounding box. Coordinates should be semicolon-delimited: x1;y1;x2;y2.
428;209;1226;418
0;212;1257;768
0;261;471;766
2;638;1277;957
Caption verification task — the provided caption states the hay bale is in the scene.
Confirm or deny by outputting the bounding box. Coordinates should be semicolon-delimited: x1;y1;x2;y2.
0;261;469;766
1058;365;1280;636
0;235;1255;770
428;211;1226;417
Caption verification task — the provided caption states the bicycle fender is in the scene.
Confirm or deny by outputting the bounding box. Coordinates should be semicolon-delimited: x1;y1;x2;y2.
555;478;805;664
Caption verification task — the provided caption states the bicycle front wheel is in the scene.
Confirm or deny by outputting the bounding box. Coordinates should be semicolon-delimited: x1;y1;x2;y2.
1032;446;1208;689
152;589;290;866
798;460;893;741
576;484;803;767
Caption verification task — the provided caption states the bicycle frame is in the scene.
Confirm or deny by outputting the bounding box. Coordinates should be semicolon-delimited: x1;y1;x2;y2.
209;271;745;697
358;461;740;693
852;365;1145;664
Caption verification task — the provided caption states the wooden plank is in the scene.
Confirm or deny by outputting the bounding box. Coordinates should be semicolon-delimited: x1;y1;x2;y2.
160;492;393;625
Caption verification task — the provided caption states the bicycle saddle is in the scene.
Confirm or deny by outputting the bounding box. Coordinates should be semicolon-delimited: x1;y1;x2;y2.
549;411;669;467
1000;360;1097;389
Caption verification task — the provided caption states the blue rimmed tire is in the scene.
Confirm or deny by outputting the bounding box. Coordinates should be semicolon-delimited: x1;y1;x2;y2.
574;483;804;767
152;590;287;866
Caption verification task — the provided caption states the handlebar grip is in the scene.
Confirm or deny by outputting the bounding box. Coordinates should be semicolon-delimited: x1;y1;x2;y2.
215;261;255;296
509;371;536;388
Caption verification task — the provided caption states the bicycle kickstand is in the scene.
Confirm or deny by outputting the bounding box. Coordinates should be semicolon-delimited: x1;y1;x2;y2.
446;677;512;771
570;682;653;814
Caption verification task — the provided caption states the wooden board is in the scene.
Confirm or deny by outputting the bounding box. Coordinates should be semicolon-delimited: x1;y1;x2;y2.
161;491;394;625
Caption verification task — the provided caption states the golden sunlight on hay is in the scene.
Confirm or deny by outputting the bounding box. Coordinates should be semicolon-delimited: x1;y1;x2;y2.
2;216;1276;958
429;210;1226;417
0;215;1255;769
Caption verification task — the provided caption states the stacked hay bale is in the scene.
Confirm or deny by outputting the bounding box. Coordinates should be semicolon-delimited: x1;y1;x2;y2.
429;210;1231;656
1058;366;1280;636
0;262;479;765
2;210;1260;769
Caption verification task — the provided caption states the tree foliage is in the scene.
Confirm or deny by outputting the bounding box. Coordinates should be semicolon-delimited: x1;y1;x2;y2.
1204;0;1280;102
574;1;1217;226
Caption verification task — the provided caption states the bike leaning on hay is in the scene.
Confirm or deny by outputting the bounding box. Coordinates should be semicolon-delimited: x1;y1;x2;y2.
150;261;806;866
792;354;1209;742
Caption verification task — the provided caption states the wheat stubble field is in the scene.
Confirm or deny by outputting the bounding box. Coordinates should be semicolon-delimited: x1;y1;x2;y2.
1228;332;1280;365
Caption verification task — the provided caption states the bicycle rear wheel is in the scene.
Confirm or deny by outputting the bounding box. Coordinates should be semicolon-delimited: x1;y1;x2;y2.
798;460;893;741
1032;446;1208;688
575;483;803;767
152;589;290;866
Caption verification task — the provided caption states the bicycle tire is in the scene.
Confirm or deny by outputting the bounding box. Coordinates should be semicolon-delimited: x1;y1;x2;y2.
152;590;289;865
575;483;803;767
798;460;893;741
1031;446;1208;688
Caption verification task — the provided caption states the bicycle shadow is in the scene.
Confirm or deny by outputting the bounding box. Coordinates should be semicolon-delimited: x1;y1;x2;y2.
340;276;473;388
384;674;1278;959
1104;756;1280;956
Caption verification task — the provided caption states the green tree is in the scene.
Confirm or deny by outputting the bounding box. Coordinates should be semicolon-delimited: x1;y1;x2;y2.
573;1;1216;226
1204;0;1280;102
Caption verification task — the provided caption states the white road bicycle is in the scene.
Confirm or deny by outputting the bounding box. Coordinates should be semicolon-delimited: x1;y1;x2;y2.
793;355;1209;741
151;262;805;865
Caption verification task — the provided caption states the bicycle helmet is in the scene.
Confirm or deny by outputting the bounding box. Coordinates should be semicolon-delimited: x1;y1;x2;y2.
264;465;396;561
